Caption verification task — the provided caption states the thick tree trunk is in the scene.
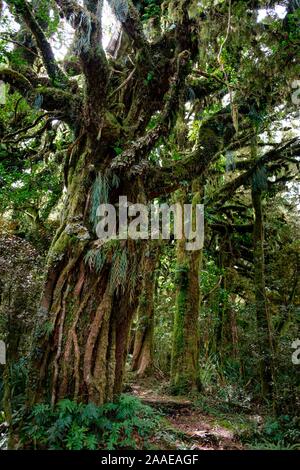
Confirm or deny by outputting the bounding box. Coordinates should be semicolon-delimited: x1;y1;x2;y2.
28;236;144;406
131;244;159;377
170;184;202;394
26;135;146;406
251;186;274;398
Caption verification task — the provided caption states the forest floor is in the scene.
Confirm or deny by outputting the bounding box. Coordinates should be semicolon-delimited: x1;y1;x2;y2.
129;378;253;450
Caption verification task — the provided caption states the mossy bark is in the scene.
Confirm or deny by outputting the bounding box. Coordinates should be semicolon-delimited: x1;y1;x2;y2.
170;185;202;394
131;244;159;377
25;134;146;407
251;186;274;398
216;237;241;368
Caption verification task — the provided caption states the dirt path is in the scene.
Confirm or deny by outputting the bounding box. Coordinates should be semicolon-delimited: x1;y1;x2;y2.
131;384;243;450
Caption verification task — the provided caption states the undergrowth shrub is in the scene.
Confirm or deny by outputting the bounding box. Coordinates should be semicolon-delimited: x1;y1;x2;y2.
244;415;300;450
21;395;160;450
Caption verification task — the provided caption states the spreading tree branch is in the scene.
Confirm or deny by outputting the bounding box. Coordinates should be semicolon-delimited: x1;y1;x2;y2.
7;0;68;85
0;68;33;96
110;50;191;172
0;68;81;127
210;137;300;207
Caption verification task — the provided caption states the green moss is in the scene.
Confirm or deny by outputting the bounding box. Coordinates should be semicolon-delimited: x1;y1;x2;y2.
47;231;71;266
175;263;189;287
171;245;202;394
171;262;189;393
35;86;74;105
65;298;76;327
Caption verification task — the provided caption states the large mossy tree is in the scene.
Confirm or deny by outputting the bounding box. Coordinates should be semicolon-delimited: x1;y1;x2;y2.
0;0;299;409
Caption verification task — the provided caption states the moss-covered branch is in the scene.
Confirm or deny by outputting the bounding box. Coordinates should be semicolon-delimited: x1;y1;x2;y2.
147;134;299;201
0;68;33;95
110;50;191;172
7;0;68;85
0;68;82;126
210;137;300;207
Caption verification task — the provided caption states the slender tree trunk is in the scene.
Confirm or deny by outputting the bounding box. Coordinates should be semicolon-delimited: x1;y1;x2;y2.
251;185;274;398
229;294;240;360
218;238;241;366
131;244;159;377
170;183;202;394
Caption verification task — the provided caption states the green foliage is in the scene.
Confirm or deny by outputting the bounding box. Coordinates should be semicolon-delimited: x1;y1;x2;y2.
84;247;106;274
0;0;299;453
245;415;300;450
89;173;110;230
84;242;129;293
109;246;128;294
6;357;29;412
145;71;154;83
142;0;161;22
21;395;160;450
0;91;69;246
188;103;222;143
113;146;123;155
89;172;120;231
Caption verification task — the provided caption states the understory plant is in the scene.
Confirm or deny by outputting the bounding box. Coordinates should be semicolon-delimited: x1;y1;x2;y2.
244;415;300;450
20;395;160;450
